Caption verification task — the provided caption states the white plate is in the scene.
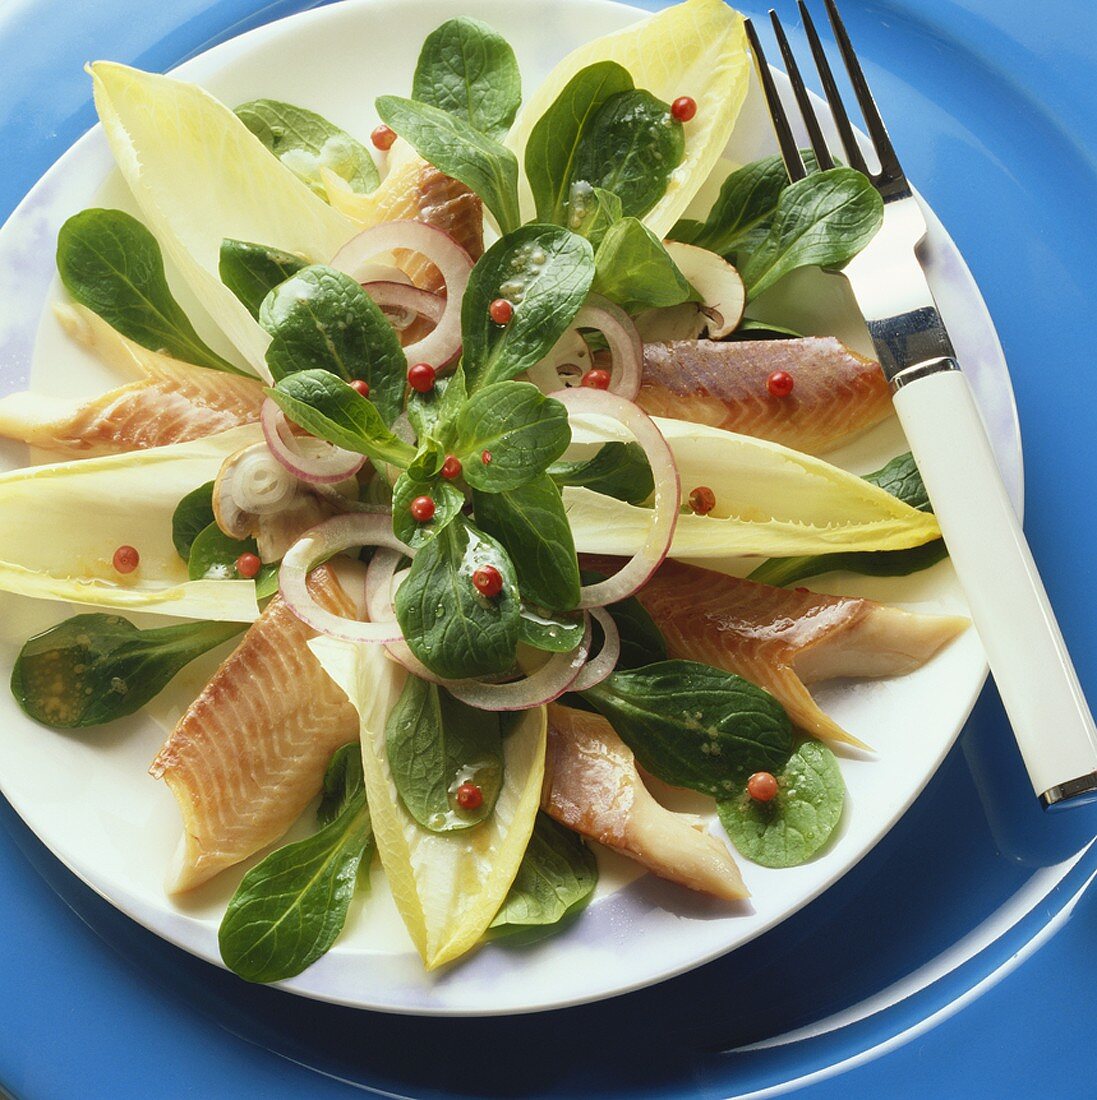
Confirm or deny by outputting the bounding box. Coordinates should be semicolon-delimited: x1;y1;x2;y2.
0;0;1020;1015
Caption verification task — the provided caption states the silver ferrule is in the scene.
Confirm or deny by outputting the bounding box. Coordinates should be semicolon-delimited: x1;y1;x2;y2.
1041;771;1097;812
889;356;959;393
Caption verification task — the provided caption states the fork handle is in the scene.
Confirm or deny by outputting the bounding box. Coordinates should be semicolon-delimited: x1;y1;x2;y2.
892;360;1097;807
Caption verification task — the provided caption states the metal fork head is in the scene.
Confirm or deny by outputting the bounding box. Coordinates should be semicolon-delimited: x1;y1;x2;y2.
745;0;910;201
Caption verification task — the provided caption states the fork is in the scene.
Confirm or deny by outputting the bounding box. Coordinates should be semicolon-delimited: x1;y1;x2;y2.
745;0;1097;809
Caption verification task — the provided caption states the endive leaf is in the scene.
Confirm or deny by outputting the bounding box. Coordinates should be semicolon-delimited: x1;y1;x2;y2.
309;639;546;969
89;62;358;380
564;415;941;559
506;0;750;236
0;426;262;620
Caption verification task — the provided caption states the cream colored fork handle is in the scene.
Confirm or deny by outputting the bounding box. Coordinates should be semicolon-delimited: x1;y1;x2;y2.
892;364;1097;805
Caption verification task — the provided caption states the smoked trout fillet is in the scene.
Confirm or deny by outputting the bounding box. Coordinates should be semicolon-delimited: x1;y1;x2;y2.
544;703;749;900
150;565;360;892
632;560;968;749
638;337;892;454
0;304;263;457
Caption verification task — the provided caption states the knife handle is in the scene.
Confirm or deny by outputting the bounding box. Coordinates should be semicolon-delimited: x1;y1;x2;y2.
891;359;1097;807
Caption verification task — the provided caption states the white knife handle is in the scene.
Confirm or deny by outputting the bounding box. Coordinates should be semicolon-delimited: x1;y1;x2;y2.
891;360;1097;806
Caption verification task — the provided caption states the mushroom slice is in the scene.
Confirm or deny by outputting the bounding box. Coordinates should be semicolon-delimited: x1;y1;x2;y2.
212;441;300;541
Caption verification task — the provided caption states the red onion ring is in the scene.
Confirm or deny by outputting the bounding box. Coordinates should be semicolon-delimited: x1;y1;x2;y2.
528;294;642;399
552;388;680;608
261;399;366;485
330;220;472;369
361;280;445;332
569;607;620;692
280;514;411;643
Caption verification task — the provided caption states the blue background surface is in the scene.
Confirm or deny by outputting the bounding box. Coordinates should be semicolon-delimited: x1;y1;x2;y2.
2;0;1096;1096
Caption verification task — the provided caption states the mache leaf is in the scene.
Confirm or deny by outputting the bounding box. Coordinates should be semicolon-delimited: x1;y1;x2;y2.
385;675;503;832
219;238;307;320
412;17;521;139
56;208;244;374
236;99;379;196
11;613;244;728
717;740;844;867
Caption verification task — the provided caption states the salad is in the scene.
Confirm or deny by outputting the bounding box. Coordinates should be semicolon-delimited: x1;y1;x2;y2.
0;0;965;985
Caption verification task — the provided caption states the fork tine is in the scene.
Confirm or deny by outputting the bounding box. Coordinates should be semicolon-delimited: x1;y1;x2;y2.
744;18;807;183
769;10;834;171
822;0;904;180
797;0;869;175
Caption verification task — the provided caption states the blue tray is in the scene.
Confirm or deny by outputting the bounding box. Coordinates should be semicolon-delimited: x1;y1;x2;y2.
2;1;1096;1096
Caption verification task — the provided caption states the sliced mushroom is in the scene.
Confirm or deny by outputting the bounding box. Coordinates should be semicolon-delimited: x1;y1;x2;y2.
664;241;746;339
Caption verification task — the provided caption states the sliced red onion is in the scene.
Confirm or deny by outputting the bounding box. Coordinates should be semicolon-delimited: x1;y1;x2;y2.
330;220;471;369
280;514;410;643
528;295;642;400
569;607;620;692
261;399;366;485
552;388;680;608
362;280;444;332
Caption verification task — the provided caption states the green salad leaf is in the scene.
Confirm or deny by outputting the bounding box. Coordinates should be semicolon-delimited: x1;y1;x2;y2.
669;154;791;257
473;474;580;611
56;209;244;374
395;518;521;679
592;217;697;312
259;264;407;425
269;369;415;468
456;381;571;492
549;441;654;505
391;471;465;549
524;61;634;224
187;521;279;598
490;812;597;934
376;95;521;233
741;167;884;300
219;238;307;320
411;17;521;139
218;744;374;983
567;184;623;248
582;660;794;797
571;89;684;219
11;613;244;728
519;605;586;653
317;742;366;826
406;371;465;448
717;741;844;867
748;452;947;586
171;480;215;561
236;99;379;196
578;572;667;670
461;225;594;391
385;675;504;832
